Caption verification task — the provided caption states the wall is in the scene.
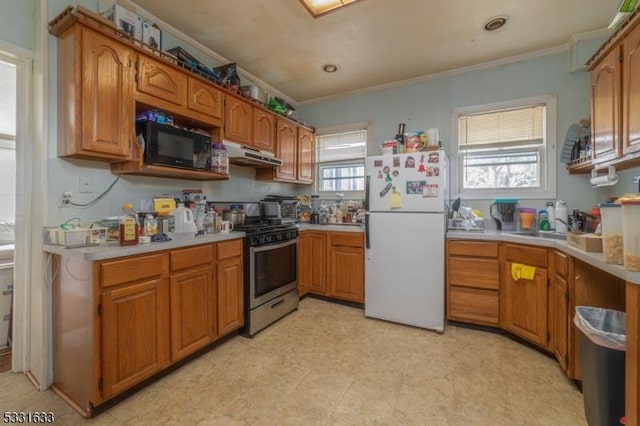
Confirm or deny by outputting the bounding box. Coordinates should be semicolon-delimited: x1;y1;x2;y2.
45;0;305;228
298;52;637;220
0;0;34;50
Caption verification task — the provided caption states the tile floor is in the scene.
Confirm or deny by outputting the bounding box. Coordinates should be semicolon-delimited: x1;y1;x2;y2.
1;298;586;425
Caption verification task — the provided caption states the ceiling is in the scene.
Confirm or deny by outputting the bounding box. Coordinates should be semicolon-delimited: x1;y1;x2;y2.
130;0;620;104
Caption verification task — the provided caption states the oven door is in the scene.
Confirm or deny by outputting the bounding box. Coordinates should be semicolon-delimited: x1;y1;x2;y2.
249;239;298;309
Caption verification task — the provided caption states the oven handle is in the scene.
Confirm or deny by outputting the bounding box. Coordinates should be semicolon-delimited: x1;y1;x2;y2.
252;238;297;253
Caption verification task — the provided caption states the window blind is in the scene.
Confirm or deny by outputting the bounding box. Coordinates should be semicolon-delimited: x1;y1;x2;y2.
316;129;367;162
458;105;544;150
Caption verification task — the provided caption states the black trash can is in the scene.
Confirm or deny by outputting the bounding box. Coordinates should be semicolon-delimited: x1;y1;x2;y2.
574;306;626;426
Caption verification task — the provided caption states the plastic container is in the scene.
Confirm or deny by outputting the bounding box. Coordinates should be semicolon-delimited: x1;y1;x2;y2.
518;207;537;230
574;306;626;426
555;200;568;234
211;143;229;175
600;203;623;265
101;216;120;241
538;209;550;231
119;203;139;246
621;199;640;271
546;201;556;231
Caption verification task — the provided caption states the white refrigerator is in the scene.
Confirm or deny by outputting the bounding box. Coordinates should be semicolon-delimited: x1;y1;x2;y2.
364;150;448;332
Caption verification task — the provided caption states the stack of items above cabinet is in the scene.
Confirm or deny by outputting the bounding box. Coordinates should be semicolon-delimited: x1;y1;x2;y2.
573;8;640;173
51;238;244;417
298;230;364;304
446;240;500;326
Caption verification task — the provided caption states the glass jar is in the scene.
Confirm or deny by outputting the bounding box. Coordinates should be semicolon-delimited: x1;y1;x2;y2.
599;203;623;265
621;199;640;271
211;143;229;175
204;211;216;234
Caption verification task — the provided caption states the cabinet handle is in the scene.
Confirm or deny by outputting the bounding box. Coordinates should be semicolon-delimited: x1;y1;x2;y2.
575;275;581;281
271;298;285;309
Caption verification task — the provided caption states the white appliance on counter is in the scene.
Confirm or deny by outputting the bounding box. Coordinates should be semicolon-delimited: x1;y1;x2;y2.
364;150;448;332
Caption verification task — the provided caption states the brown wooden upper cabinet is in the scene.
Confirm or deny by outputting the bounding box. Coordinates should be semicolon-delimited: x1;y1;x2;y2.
56;26;135;161
253;107;276;152
187;77;224;121
136;55;187;106
275;119;298;181
224;94;253;145
297;127;314;183
591;46;621;164
623;23;640;156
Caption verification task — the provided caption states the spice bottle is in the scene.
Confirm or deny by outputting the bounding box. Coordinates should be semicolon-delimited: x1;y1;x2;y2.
211;143;229;175
119;203;139;246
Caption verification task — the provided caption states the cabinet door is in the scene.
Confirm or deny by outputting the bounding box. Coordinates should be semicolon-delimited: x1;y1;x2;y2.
217;256;244;337
275;119;298;181
101;277;170;398
301;232;327;296
297;127;314;183
136;55;187;106
551;272;569;371
503;263;548;346
624;25;640;155
591;46;621;164
224;95;252;145
170;265;215;361
328;235;364;303
80;28;134;158
187;78;223;120
253;108;275;152
298;232;311;297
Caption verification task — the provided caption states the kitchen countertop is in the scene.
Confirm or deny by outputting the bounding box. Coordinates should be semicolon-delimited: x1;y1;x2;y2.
42;232;244;261
447;230;640;285
298;223;365;233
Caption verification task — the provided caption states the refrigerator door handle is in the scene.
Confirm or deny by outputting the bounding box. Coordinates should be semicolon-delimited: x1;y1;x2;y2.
365;213;370;249
364;175;370;211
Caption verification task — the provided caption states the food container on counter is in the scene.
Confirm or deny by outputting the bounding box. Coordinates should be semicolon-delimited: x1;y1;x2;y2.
599;203;623;265
101;216;120;242
620;199;640;271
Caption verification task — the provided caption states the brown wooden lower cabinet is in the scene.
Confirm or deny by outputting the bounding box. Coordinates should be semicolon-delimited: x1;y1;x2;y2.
51;238;244;417
299;230;364;304
447;239;627;383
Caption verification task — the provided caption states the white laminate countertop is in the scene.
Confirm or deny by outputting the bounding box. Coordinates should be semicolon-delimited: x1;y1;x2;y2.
447;230;640;285
42;232;245;261
298;224;365;233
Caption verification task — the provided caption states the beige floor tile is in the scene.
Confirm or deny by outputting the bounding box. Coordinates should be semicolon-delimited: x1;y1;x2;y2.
1;297;587;425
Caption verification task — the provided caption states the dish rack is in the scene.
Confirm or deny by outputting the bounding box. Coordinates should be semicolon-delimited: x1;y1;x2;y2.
447;218;484;232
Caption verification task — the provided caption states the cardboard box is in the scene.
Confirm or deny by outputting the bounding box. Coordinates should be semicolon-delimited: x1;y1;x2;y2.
567;232;603;252
142;21;161;50
100;3;142;41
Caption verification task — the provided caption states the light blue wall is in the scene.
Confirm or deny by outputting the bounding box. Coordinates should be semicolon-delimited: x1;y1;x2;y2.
0;0;35;50
299;52;634;217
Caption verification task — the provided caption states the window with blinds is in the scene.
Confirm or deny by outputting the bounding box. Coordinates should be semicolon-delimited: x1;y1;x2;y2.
315;126;367;193
453;95;556;199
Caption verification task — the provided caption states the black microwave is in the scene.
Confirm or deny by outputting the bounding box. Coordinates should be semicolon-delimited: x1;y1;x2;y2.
137;121;211;170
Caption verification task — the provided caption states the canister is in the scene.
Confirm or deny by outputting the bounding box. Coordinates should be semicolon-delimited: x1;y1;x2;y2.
620;199;640;271
599;203;623;265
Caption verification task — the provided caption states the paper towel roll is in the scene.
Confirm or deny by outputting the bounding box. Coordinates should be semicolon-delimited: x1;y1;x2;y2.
426;128;439;146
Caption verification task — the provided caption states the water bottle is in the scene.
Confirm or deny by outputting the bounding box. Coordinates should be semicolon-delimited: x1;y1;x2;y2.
211;143;229;175
555;200;568;234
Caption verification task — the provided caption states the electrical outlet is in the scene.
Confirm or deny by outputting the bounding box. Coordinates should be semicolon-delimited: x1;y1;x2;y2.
60;192;72;208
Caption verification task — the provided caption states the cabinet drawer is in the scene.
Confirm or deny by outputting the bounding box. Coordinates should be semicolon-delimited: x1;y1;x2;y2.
100;253;166;288
448;241;498;258
554;250;569;279
504;244;547;268
217;239;243;260
448;286;499;326
330;232;364;248
449;257;499;290
170;244;214;271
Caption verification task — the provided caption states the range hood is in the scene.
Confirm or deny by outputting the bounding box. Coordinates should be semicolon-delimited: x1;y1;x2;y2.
223;141;282;168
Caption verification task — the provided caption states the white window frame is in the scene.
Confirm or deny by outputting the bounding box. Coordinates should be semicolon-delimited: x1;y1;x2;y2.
451;94;557;200
315;122;369;199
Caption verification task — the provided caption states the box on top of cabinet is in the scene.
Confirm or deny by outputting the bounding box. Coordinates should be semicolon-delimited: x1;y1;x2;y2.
142;21;161;51
99;2;142;41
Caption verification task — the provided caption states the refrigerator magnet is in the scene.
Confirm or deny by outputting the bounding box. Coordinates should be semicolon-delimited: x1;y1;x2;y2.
425;167;440;177
407;181;426;194
377;170;383;179
379;183;392;197
393;157;400;167
417;155;426;173
374;159;383;167
423;184;438;197
392;170;399;177
428;153;439;163
383;166;392;182
404;156;415;168
390;187;402;209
